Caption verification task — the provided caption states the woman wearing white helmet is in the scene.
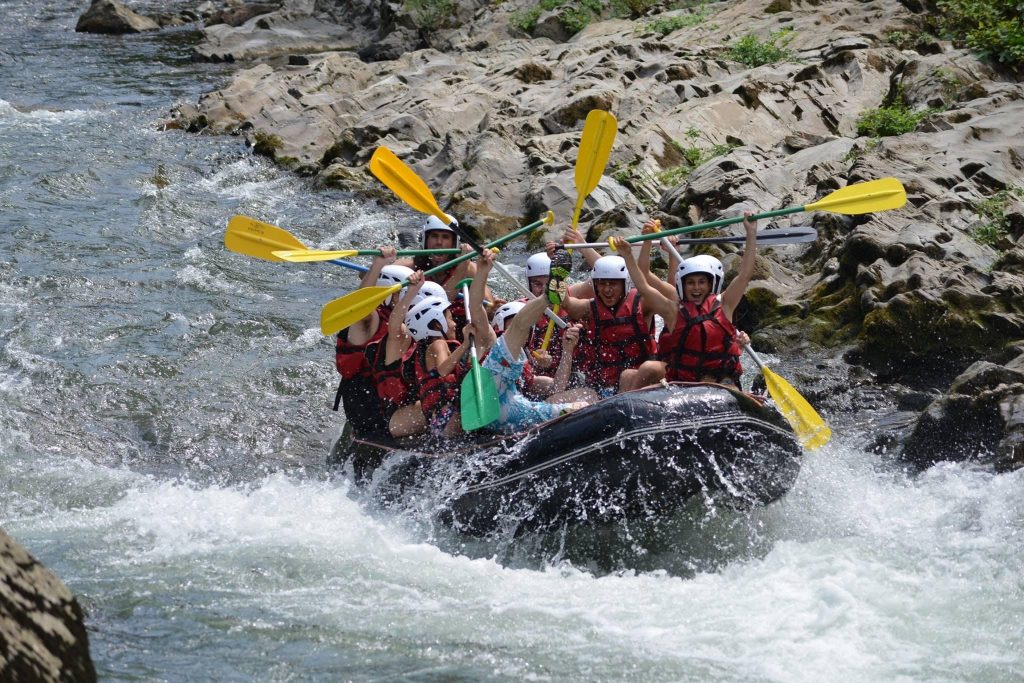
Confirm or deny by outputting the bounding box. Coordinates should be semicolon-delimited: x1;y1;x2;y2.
525;252;551;297
613;211;758;388
558;252;657;396
469;250;596;433
403;285;473;439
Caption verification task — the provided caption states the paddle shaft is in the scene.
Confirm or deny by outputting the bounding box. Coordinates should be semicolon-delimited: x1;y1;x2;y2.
360;248;460;257
325;259;369;273
563;227;817;250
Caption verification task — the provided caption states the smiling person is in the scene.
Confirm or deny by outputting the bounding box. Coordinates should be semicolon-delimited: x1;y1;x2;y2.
558;249;657;397
615;211;758;389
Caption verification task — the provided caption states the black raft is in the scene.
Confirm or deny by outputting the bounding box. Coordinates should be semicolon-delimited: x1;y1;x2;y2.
329;382;803;537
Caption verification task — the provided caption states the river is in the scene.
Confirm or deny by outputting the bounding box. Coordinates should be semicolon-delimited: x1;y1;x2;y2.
1;2;1021;681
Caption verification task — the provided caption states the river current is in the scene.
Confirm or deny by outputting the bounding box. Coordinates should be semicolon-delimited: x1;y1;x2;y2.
1;2;1021;681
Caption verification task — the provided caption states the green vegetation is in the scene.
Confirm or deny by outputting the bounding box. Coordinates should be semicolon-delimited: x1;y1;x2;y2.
971;187;1024;247
855;99;938;137
657;127;737;187
930;0;1024;69
726;27;795;67
645;6;708;36
884;30;915;49
510;0;706;36
252;131;283;158
404;0;455;30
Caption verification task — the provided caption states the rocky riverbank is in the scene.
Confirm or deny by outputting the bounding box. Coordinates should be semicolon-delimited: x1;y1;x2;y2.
1;529;96;682
82;0;1024;469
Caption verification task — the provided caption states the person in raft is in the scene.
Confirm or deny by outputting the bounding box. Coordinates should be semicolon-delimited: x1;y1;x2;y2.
469;250;597;433
557;248;658;397
614;211;758;388
396;214;494;336
332;247;409;435
403;283;473;439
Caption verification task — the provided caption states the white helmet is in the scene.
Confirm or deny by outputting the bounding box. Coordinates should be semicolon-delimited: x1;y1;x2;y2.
525;253;551;279
377;264;414;306
405;296;451;341
412;280;449;305
677;255;724;297
491;301;526;333
422;214;459;248
592;255;631;290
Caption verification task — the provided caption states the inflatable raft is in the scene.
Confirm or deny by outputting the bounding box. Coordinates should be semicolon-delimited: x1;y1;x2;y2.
329;382;802;537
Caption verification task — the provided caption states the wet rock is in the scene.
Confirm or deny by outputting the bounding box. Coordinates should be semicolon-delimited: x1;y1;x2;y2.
900;344;1024;472
1;528;96;682
75;0;159;34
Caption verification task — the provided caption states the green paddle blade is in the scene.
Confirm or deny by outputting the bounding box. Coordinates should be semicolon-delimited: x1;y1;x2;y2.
225;215;307;261
461;355;499;431
320;284;399;336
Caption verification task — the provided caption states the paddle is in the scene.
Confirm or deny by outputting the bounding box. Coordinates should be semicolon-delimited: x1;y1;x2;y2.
744;347;832;450
368;145;568;330
320;213;554;335
618;178;906;247
540;109;618;352
565;226;819;250
272;246;460;262
456;278;499;431
224;215;368;273
656;230;831;449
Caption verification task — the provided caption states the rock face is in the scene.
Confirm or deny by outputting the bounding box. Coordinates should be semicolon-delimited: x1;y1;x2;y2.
901;342;1024;472
75;0;159;34
164;0;1024;469
0;529;96;682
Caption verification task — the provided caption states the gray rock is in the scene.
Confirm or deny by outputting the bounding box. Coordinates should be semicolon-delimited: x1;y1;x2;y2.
1;528;96;682
75;0;159;34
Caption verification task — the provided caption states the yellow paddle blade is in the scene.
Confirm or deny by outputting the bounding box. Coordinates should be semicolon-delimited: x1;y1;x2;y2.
320;284;400;336
370;146;448;223
272;248;360;262
805;177;906;215
761;366;832;450
224;215;307;261
572;110;617;227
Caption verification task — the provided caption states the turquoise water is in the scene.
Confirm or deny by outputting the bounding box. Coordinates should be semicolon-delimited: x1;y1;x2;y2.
1;2;1022;680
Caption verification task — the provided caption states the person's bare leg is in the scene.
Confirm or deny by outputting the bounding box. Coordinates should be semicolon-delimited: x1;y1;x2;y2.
622;360;665;391
547;387;599;404
389;403;426;438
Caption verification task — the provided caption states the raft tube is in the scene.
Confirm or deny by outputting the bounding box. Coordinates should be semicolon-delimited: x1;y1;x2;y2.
330;383;802;537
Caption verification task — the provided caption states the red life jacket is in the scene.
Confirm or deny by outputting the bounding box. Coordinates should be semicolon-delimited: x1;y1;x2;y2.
335;305;389;379
576;289;655;390
658;294;743;383
412;339;466;418
364;337;417;416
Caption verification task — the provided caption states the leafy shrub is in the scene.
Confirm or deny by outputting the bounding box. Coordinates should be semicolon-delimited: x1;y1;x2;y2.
930;0;1024;69
658;130;737;187
404;0;455;30
610;0;660;17
885;30;914;49
645;6;708;35
855;101;937;137
726;27;795;67
510;6;542;32
971;187;1024;247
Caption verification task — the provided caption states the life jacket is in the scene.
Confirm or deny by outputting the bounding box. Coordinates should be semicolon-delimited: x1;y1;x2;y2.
334;305;389;380
412;339;466;418
433;268;468;342
364;337;417;417
576;289;655;390
658;294;743;383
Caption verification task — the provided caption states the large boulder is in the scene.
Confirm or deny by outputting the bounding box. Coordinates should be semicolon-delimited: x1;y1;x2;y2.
75;0;159;34
1;528;96;682
900;343;1024;472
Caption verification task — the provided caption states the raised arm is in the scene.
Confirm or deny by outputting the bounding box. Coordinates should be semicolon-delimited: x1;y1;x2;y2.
504;294;550;360
348;246;396;343
551;323;582;393
469;249;498;351
720;212;757;321
385;271;423;364
612;236;676;321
